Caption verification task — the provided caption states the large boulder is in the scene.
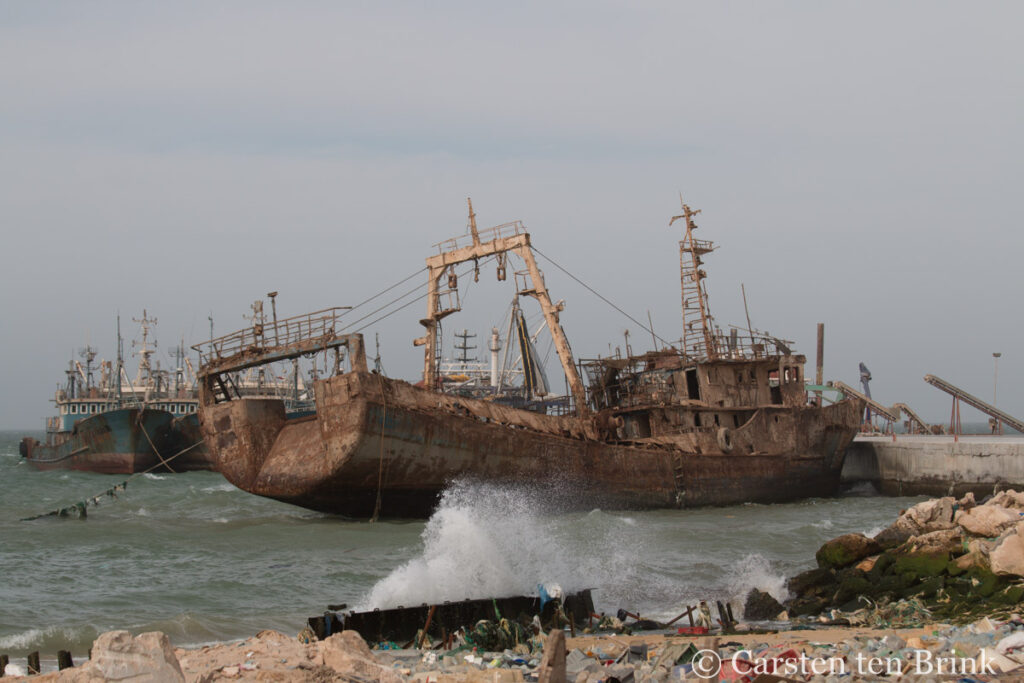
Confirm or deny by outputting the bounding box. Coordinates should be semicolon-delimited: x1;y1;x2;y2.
899;528;965;557
991;523;1024;577
891;528;965;577
86;631;184;682
743;589;784;621
172;629;323;679
319;630;403;683
990;490;1024;511
874;516;919;549
876;498;958;548
907;497;958;530
786;567;835;598
872;497;958;548
950;550;992;575
816;533;881;569
959;505;1021;538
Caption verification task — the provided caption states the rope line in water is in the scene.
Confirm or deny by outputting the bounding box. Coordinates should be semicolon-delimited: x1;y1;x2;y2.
19;439;206;522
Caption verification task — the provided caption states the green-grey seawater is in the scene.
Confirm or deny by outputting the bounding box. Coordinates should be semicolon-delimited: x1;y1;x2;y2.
0;429;924;661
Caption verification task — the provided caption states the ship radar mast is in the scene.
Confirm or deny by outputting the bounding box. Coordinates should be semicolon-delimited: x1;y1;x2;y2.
670;199;718;360
132;310;158;387
78;344;98;392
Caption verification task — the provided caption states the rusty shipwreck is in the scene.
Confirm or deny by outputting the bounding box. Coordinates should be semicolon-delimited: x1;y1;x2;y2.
194;201;864;518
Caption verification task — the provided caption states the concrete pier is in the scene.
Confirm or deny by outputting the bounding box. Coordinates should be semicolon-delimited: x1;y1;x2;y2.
842;434;1024;497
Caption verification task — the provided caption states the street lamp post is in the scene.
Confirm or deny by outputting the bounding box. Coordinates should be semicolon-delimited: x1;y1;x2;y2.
993;352;1002;435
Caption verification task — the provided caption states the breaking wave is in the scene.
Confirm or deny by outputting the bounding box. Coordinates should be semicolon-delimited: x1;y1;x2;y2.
357;481;799;621
358;480;652;612
726;554;790;616
0;624;100;657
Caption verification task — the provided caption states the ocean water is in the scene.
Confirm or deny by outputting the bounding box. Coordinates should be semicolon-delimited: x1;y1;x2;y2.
0;429;924;663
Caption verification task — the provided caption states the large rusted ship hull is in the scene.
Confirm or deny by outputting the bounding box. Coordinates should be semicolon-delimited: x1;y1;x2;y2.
201;371;862;518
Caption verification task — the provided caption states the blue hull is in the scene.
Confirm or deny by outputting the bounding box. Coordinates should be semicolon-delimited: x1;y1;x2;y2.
20;408;176;474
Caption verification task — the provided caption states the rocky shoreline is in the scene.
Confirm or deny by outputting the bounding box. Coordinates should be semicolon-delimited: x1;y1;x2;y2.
14;618;1024;682
780;489;1024;627
11;491;1024;681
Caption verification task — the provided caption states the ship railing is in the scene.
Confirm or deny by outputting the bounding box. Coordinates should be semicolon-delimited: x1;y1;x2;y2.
192;307;351;366
432;221;526;256
683;238;715;252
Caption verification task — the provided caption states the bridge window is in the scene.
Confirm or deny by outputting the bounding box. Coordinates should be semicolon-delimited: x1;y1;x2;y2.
685;369;700;400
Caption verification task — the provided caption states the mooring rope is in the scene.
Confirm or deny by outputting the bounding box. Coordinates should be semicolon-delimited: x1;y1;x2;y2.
336;267;427;321
532;246;673;348
20;439;205;521
136;414;176;474
347;257;497;335
369;373;388;523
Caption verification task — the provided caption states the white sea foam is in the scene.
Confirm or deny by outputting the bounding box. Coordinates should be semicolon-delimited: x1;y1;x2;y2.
201;483;236;493
143;473;166;481
0;627;48;650
358;480;647;610
0;624;97;653
726;553;790;616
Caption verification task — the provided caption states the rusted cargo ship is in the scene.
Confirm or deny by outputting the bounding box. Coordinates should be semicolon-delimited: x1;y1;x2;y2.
194;201;863;518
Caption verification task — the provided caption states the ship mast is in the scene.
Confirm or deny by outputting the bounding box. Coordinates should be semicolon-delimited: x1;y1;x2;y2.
418;199;589;415
133;310;158;388
116;315;124;404
671;200;718;360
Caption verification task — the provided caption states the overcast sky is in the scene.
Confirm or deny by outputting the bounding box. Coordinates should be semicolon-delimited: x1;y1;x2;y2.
2;1;1021;430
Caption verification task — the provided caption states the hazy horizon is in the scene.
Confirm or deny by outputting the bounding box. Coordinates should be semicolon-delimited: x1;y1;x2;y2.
2;1;1021;430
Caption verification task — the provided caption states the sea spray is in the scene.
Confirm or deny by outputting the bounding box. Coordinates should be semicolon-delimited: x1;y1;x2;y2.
358;481;805;619
727;554;791;616
358;480;657;611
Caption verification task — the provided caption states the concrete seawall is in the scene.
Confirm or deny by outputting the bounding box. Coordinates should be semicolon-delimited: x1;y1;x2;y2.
842;435;1024;497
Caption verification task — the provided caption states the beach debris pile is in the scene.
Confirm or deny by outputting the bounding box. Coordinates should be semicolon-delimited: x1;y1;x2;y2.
38;616;1024;681
16;613;1024;680
783;489;1024;625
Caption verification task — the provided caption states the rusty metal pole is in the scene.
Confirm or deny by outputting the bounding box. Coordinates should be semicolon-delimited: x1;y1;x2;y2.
815;323;824;407
268;292;279;346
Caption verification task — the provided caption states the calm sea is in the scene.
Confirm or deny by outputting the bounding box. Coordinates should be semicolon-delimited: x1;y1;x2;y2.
0;429;923;663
